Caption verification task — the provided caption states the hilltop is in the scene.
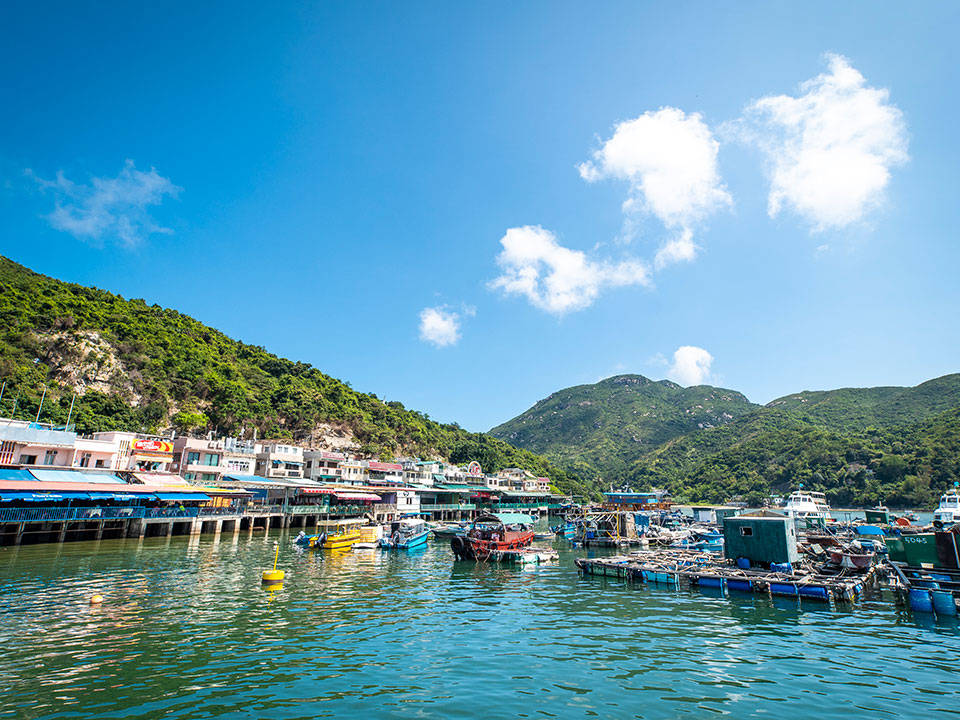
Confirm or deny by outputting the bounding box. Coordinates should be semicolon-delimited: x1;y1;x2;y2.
490;374;758;482
0;256;590;496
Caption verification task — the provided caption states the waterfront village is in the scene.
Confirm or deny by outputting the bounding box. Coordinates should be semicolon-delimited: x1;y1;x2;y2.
0;416;567;545
4;415;960;620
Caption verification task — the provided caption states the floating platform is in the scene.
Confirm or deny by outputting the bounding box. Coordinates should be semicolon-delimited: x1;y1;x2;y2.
575;549;880;603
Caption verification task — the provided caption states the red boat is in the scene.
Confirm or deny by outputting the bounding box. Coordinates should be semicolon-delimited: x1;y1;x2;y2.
451;513;535;561
828;549;875;570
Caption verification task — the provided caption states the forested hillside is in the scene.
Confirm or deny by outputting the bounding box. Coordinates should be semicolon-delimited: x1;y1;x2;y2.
495;372;960;507
0;256;592;496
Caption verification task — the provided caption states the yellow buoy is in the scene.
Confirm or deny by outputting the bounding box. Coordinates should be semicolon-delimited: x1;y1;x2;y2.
90;594;104;605
262;541;285;584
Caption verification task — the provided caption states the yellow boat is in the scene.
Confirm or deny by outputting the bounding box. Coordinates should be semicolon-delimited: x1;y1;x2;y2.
318;518;365;550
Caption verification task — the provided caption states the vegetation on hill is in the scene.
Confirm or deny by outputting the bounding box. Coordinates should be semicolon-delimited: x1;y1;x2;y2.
0;256;592;496
490;374;758;483
495;372;960;508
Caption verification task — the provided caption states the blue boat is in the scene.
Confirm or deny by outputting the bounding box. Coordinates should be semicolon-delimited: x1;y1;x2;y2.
381;518;430;550
552;520;577;539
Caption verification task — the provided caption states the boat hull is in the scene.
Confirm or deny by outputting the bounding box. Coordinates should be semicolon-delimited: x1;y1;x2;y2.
322;530;361;550
451;531;535;561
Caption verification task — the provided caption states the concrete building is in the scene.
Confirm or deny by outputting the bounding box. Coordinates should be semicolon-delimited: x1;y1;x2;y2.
222;437;257;476
171;437;225;484
0;419;76;467
303;450;345;483
255;442;304;479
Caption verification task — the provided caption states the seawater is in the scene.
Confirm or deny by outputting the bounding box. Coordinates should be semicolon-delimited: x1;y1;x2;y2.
0;529;958;719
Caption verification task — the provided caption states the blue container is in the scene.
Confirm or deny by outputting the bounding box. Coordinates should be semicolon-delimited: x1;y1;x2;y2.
798;586;830;600
909;588;935;613
697;577;723;589
932;590;957;616
769;582;798;596
770;562;793;574
736;557;751;569
727;579;752;592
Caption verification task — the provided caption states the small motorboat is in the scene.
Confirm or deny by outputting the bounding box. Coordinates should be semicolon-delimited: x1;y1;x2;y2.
431;522;467;539
380;518;430;550
827;540;875;571
318;519;364;550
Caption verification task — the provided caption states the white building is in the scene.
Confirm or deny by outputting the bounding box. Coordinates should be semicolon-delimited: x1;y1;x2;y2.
303;450;345;483
255;443;304;479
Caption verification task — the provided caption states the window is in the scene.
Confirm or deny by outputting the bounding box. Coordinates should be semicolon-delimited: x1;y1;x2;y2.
19;454;37;465
739;527;753;537
202;473;217;483
203;453;220;466
186;452;201;465
95;459;106;468
43;450;57;465
185;472;196;481
79;453;91;468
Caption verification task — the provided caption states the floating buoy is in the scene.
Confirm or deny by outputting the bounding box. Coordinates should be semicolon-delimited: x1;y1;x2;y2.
262;542;285;584
90;594;104;605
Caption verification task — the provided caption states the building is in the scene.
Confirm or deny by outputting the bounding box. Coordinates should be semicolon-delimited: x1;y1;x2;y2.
255;443;304;479
0;419;77;467
603;490;671;511
171;437;225;484
303;450;345;483
222;437;257;476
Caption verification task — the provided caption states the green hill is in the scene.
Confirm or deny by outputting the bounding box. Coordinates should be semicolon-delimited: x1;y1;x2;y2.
766;374;960;431
0;256;590;496
492;372;960;507
489;374;758;483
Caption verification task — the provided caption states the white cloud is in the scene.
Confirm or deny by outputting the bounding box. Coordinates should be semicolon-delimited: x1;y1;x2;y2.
742;53;908;230
578;107;731;267
28;159;180;245
668;345;714;386
489;225;650;315
418;306;463;347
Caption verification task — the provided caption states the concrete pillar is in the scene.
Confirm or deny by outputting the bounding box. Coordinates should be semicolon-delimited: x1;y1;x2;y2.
214;519;223;536
166;521;174;537
15;523;24;546
58;523;68;543
190;519;202;536
95;522;104;540
264;517;271;532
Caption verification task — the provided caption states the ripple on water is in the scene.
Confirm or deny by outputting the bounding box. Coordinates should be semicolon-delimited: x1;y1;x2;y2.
1;534;959;719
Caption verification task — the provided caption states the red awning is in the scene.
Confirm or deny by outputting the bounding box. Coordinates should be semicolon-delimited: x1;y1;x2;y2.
299;487;337;494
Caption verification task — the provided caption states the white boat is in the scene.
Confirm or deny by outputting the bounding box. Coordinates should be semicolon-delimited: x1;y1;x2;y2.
934;492;960;524
783;490;832;521
353;524;384;549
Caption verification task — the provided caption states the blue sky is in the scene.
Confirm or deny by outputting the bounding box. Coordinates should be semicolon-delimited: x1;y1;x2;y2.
1;2;958;431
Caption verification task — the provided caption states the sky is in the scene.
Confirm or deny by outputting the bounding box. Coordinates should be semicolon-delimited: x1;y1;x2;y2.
1;2;958;431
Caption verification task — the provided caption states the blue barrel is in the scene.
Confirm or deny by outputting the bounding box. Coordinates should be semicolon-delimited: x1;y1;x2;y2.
909;588;935;613
727;579;752;592
798;586;830;600
736;557;751;570
697;577;723;589
932;590;957;616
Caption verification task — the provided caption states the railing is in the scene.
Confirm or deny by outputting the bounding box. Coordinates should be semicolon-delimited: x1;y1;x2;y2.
144;507;199;519
0;506;147;523
420;503;477;511
198;506;246;517
487;503;546;510
244;505;284;515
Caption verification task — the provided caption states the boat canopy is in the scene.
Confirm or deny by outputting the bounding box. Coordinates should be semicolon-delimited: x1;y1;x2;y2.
317;518;367;527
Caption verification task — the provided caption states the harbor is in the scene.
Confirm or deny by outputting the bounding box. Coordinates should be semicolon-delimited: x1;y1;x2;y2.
1;525;957;720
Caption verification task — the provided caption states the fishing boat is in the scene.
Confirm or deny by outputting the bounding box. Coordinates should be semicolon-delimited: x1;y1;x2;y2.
552;519;577;539
935;492;960;525
318;519;364;550
294;531;321;548
450;512;535;561
353;524;384;549
380;518;430;550
783;490;832;522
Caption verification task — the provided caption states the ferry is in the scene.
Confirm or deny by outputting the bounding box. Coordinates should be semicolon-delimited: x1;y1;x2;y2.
381;518;430;550
934;492;960;525
783;490;832;522
450;512;535;561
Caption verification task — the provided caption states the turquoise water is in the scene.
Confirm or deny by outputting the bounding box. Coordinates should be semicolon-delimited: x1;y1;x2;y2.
0;530;958;719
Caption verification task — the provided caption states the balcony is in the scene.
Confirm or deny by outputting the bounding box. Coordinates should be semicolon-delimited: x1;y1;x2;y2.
420;503;477;511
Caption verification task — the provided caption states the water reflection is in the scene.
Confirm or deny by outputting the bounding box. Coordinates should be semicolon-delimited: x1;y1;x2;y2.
0;530;958;719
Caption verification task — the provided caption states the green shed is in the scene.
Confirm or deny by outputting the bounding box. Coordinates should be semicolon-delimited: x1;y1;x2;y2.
723;516;799;566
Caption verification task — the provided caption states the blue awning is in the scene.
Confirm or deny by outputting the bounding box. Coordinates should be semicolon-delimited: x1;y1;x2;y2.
0;491;88;501
0;469;35;482
154;492;210;501
87;492;143;501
